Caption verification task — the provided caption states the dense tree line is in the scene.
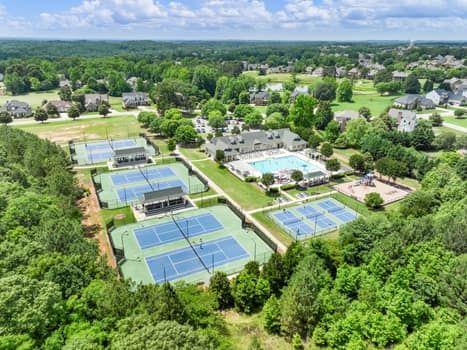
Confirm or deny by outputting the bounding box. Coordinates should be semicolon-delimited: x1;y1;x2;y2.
0;127;227;349
208;154;466;349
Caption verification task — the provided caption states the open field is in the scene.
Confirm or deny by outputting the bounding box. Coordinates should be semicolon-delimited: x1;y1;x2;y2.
442;116;467;128
14;115;142;144
332;93;399;116
109;96;124;112
433;126;466;137
0;90;60;108
195;160;273;210
178;147;209;160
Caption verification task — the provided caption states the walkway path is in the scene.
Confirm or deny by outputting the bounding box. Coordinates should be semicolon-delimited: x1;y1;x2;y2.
417;108;467;133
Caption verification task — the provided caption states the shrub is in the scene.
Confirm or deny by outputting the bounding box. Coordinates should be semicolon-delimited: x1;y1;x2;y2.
245;176;258;183
280;183;296;191
454;109;465;119
364;192;384;209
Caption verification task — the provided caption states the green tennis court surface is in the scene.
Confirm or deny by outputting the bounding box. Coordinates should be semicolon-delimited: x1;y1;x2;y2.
271;197;358;240
94;162;206;209
110;205;273;284
71;137;156;165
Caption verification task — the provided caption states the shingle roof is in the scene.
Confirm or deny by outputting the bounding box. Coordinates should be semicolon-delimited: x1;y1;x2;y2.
142;186;185;203
113;147;146;156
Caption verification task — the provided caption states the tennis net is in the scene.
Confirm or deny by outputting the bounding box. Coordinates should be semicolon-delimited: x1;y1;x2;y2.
327;206;346;213
171;215;211;274
138;166;155;192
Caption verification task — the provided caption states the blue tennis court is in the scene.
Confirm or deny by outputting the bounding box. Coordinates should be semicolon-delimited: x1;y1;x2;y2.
134;213;223;249
146;236;249;283
86;139;137;163
328;208;357;223
111;167;175;186
117;179;187;202
317;198;344;212
273;210;300;225
296;204;322;218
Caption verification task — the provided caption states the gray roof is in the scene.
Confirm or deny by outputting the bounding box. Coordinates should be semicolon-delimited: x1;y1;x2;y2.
85;94;108;104
394;94;420;105
388;108;416;120
207;128;306;156
122;92;149;101
334;110;360;121
113;146;146;156
142;186;185;203
1;100;32;116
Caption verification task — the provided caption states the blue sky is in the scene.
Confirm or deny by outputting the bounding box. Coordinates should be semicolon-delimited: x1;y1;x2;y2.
0;0;466;40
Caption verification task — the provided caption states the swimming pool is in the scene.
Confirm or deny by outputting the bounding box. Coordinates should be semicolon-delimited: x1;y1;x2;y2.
249;155;321;175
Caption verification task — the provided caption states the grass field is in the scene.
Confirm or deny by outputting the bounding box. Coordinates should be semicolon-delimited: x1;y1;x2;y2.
442;116;467;128
101;206;136;228
195;160;273;210
178;147;209;161
109;96;124;112
0;90;60;108
15;115;142;144
433;126;466;137
332;93;399;116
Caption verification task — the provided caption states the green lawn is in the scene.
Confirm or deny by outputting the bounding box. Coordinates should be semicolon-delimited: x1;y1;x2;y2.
109;96;124;112
442;116;467;128
0;90;60;108
150;137;170;155
433;126;466;137
195;160;272;210
15;115;142;144
188;188;217;200
332;93;399;116
101;206;136;228
178;147;209;160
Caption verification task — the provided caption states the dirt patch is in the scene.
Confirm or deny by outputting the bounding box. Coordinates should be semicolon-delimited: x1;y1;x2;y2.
334;178;412;205
76;172;117;269
114;213;126;220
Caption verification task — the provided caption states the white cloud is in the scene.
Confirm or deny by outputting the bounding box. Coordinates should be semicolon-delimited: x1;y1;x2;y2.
36;0;467;36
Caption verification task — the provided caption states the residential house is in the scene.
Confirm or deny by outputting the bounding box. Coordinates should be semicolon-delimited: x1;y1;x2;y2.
334;110;360;131
84;94;109;112
291;86;309;101
122;92;150;109
388;108;417;133
249;91;270;106
59;79;71;89
47;100;73;113
348;67;360;78
265;83;283;92
447;92;467;106
311;67;324;77
335;67;347;78
392;71;408;81
0;100;32;118
425;89;450;106
393;94;435;110
205;129;307;162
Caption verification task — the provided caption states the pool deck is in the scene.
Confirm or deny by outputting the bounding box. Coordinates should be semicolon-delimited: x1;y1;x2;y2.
227;149;329;181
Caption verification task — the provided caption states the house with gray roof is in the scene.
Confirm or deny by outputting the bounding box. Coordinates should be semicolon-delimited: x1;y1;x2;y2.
122;92;150;109
392;71;408;81
205;128;307;162
249;91;270;106
447;92;467;106
84;94;108;112
291;86;309;101
0;100;32;118
426;89;450;106
388;108;417;132
334;110;360;131
393;94;435;110
47;100;73;113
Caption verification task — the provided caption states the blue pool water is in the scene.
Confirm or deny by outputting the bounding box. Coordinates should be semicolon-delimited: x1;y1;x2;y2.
249;155;320;174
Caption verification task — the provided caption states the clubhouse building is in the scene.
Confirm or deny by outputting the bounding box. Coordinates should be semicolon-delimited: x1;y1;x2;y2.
205;129;307;162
